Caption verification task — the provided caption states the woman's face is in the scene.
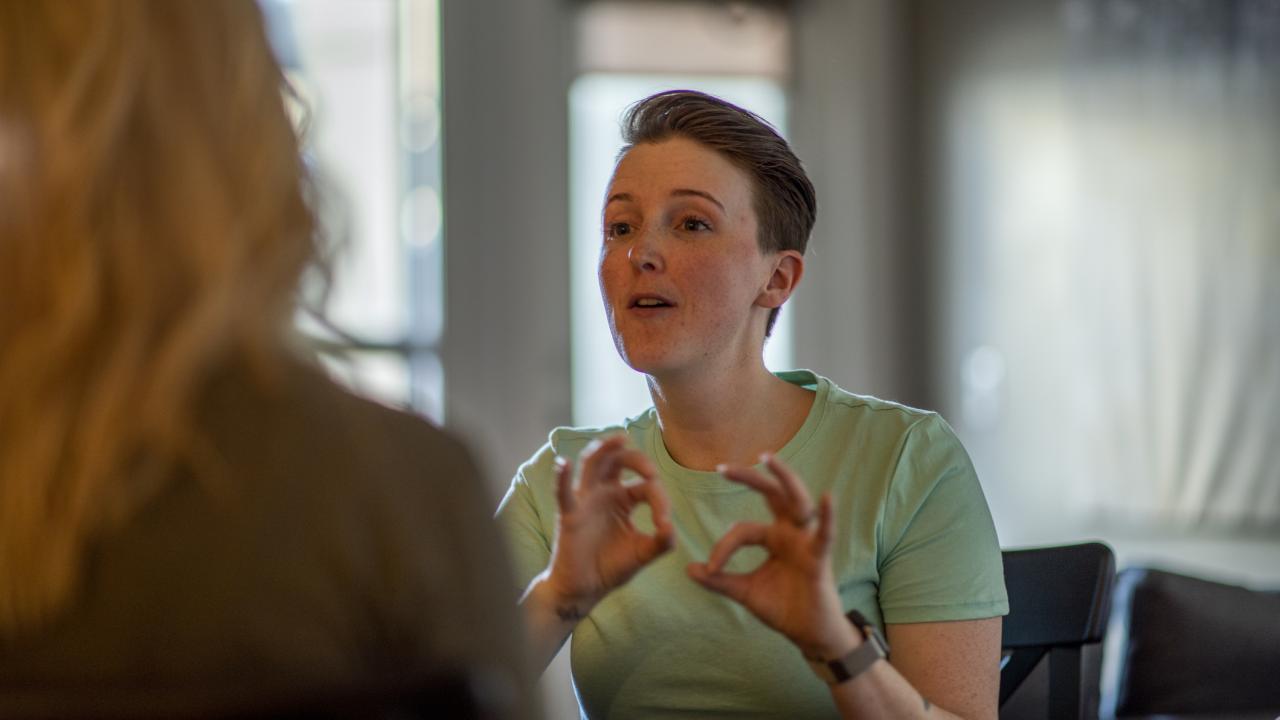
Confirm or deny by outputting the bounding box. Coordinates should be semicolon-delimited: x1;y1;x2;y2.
599;136;782;379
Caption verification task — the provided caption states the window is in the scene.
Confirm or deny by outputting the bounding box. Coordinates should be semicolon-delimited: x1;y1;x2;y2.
263;0;444;420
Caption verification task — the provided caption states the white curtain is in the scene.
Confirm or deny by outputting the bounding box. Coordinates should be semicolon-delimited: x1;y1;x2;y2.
1065;0;1280;530
939;0;1280;537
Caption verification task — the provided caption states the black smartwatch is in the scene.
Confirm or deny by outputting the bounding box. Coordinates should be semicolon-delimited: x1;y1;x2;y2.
805;609;889;685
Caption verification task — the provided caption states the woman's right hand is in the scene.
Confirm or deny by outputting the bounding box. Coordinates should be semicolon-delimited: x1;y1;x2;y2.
541;435;674;620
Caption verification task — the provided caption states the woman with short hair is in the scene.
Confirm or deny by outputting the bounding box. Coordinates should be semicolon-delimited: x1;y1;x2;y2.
499;90;1008;719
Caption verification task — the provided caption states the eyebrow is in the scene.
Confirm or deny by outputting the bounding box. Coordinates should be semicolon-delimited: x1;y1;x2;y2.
605;188;726;212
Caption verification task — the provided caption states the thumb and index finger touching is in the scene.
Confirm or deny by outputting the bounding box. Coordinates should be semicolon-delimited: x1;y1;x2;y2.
556;443;835;581
555;435;674;537
717;453;817;528
689;454;837;589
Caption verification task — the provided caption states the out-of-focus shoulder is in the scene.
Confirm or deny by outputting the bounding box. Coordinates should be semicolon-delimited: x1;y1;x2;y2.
514;408;656;483
206;356;479;498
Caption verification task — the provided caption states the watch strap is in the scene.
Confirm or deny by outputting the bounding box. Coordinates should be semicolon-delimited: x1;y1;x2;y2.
805;610;889;685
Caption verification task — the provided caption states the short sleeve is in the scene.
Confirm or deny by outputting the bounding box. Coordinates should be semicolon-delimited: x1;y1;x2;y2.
877;415;1009;624
495;452;556;595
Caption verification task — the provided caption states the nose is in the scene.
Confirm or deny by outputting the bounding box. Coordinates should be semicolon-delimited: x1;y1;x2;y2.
627;227;664;273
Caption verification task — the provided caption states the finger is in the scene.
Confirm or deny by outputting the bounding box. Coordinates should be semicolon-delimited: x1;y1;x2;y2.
615;448;658;483
686;563;752;605
554;457;576;513
623;477;674;550
762;453;815;526
645;477;674;547
705;521;769;574
717;464;789;518
815;493;834;557
622;478;670;523
578;435;628;487
621;488;675;564
636;526;676;564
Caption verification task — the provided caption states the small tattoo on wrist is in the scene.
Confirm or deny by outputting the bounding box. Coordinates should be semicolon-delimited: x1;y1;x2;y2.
555;604;585;623
922;695;931;712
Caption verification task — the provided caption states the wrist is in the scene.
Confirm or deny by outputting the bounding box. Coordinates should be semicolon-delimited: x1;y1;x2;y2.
798;619;863;661
536;571;600;623
802;609;890;686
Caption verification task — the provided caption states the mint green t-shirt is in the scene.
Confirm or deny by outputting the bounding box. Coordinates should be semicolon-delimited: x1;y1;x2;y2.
497;371;1008;719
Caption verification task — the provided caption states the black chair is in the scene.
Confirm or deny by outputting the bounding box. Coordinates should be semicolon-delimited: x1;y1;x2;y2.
999;542;1115;720
1109;567;1280;719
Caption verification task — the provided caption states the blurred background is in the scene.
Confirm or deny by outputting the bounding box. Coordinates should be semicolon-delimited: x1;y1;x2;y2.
262;0;1279;715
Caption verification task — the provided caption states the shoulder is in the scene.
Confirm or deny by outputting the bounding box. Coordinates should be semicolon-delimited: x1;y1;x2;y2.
819;375;941;435
513;408;658;485
802;372;962;464
790;374;978;528
295;360;469;465
204;356;479;506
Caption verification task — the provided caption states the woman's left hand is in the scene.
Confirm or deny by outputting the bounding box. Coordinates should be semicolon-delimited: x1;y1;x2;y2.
686;454;860;660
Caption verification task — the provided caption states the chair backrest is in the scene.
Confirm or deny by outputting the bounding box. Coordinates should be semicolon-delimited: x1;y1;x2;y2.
1110;567;1280;717
1000;542;1115;719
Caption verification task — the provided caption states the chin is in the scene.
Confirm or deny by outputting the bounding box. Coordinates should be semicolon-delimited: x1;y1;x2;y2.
618;353;663;377
616;345;676;378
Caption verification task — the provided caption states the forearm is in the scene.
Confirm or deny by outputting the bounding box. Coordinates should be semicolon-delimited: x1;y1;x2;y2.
808;617;998;717
518;572;593;671
828;661;967;720
802;621;992;720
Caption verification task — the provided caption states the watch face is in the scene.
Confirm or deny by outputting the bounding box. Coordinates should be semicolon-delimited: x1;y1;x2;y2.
801;609;893;686
846;609;889;656
867;628;889;657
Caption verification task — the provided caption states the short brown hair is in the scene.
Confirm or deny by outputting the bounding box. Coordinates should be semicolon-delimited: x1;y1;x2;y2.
619;90;817;336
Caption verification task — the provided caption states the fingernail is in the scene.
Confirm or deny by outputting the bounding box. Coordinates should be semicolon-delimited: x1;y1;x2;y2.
715;463;728;473
759;452;772;463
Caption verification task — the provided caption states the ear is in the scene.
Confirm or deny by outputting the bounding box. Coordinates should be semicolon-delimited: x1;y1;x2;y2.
756;250;804;309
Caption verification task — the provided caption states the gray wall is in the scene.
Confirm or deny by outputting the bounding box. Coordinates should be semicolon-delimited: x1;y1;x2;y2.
790;0;929;407
441;0;575;496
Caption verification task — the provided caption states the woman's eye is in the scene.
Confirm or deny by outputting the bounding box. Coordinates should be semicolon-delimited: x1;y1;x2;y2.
608;222;632;238
681;218;710;232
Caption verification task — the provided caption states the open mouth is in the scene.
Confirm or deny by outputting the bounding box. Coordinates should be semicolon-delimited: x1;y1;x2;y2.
629;296;675;309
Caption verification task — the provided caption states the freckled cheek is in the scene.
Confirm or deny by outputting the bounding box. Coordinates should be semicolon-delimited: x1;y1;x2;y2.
679;259;744;314
597;252;626;309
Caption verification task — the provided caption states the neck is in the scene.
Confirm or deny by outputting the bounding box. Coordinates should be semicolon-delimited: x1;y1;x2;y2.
647;358;814;471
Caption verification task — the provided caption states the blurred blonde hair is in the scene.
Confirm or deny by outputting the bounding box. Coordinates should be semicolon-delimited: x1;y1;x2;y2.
0;0;317;633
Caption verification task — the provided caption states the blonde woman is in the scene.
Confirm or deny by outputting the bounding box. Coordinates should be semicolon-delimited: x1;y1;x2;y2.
0;0;526;711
